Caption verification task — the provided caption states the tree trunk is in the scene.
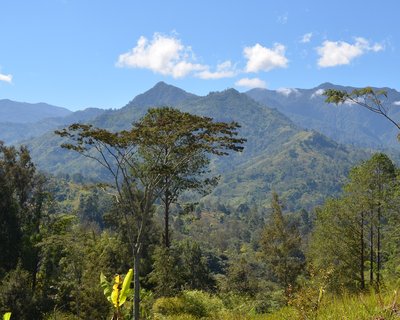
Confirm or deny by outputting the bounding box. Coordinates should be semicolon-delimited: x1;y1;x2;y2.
377;206;381;287
164;189;170;248
360;211;365;290
133;248;140;320
370;211;374;285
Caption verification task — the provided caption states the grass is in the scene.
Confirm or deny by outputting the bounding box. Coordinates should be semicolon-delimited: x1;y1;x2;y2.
264;287;400;320
152;287;400;320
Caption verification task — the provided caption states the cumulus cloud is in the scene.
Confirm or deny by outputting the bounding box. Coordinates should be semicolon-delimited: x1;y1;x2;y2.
117;33;207;78
317;37;384;68
311;88;325;98
301;32;313;43
235;77;267;89
276;87;300;97
196;61;237;79
0;72;12;83
244;43;288;73
393;101;400;106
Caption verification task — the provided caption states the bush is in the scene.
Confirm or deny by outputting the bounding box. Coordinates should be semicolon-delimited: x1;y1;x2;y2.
0;266;38;320
44;311;81;320
153;290;225;318
153;296;186;316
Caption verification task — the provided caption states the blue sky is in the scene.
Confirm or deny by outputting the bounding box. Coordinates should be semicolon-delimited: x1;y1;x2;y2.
0;0;398;111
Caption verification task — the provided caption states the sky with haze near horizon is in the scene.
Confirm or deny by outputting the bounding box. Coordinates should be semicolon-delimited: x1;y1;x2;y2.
0;0;399;111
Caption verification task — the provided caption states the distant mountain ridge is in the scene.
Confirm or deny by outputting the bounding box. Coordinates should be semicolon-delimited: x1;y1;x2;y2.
246;83;400;150
0;99;72;123
0;102;106;144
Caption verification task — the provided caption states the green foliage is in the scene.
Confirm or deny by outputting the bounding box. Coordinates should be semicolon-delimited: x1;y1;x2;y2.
288;265;333;320
210;130;365;211
35;218;130;319
149;240;215;297
0;265;37;320
260;193;305;291
2;313;11;320
43;311;81;320
137;107;245;247
0;142;43;274
153;290;225;319
221;254;261;297
100;268;133;319
310;153;399;291
153;296;186;316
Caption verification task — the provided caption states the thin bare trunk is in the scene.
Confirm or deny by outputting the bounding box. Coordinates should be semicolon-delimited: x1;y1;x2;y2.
164;192;170;248
133;246;140;320
360;211;365;290
377;206;381;286
370;210;374;285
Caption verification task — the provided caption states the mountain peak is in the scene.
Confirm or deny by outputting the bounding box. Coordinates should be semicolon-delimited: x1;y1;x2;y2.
153;81;168;88
127;82;198;108
317;82;335;89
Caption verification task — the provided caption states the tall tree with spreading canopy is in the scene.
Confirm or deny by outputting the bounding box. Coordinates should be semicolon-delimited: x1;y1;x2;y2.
136;107;244;247
55;107;245;319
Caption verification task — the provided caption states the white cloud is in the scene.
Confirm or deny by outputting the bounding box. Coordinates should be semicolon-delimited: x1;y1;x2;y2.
276;87;300;97
196;61;237;79
317;37;384;68
117;33;207;78
311;88;325;98
235;77;267;89
244;43;288;73
300;32;313;43
393;101;400;106
0;72;12;83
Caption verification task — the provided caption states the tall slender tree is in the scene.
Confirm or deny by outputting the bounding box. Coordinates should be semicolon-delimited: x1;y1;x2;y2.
260;192;304;294
55;107;244;319
311;153;397;290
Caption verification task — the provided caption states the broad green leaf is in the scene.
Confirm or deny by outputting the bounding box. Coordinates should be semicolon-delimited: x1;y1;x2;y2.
119;268;133;306
3;312;11;320
100;272;112;302
111;274;122;308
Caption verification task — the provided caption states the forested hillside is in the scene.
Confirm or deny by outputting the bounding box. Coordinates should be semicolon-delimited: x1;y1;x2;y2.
1;84;399;320
23;82;368;210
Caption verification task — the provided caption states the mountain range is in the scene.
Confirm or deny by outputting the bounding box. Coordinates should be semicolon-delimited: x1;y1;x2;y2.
0;100;106;144
0;99;72;123
2;81;396;210
246;83;400;150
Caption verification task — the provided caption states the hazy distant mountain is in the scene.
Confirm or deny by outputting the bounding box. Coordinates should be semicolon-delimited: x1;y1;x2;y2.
246;83;400;150
0;99;72;123
24;83;367;210
0;106;106;144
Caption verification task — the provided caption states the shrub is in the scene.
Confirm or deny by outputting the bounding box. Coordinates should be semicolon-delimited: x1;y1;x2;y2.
153;290;226;318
